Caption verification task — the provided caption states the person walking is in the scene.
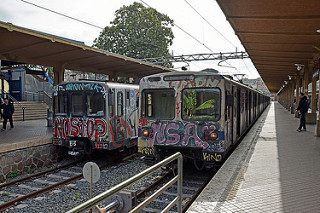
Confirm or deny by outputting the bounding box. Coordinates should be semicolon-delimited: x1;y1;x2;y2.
0;97;3;120
296;92;308;132
1;98;14;131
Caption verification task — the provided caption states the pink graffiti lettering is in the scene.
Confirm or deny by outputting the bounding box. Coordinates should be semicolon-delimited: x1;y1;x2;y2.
165;123;180;145
182;123;209;148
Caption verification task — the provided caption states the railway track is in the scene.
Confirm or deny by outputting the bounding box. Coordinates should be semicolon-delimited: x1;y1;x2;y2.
0;154;136;212
135;165;219;213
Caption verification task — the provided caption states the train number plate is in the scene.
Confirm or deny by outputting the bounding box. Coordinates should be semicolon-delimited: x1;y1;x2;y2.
69;140;77;147
68;151;80;156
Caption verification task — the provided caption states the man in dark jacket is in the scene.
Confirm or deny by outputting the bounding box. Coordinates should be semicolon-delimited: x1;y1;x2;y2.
296;92;308;132
1;98;14;131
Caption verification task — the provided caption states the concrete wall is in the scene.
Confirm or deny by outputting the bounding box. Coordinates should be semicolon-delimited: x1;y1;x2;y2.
0;144;66;182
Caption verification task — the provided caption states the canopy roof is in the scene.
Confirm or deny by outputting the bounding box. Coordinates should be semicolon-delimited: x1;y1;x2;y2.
0;21;171;78
216;0;320;93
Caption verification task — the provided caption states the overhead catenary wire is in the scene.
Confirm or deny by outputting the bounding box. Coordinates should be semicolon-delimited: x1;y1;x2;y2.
184;0;237;48
20;0;104;29
140;0;214;52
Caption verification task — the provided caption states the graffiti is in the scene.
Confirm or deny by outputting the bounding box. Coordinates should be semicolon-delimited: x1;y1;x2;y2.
170;77;221;115
139;118;150;128
94;142;109;149
144;122;221;149
138;146;154;155
55;117;107;142
203;152;222;162
65;83;103;92
109;116;133;148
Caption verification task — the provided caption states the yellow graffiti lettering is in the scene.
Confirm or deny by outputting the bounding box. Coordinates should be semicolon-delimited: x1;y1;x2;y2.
138;146;154;155
203;153;222;162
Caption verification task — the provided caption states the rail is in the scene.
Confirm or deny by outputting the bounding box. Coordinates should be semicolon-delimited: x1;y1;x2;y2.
66;152;183;213
1;90;26;121
23;91;52;106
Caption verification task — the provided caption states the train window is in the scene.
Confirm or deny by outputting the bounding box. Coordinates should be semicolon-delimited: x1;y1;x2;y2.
141;89;175;119
182;88;220;121
117;92;124;116
54;92;67;115
87;93;105;117
71;93;84;116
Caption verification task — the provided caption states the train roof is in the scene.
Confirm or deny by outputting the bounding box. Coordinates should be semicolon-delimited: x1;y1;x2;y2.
57;80;139;90
142;71;268;96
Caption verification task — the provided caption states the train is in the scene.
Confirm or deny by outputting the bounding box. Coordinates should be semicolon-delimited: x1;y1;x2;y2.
137;71;270;170
52;80;139;156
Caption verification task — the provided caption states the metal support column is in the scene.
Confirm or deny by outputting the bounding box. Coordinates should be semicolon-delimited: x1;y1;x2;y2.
53;64;65;85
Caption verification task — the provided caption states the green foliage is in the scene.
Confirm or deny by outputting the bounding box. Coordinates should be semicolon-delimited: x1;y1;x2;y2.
27;168;34;174
74;192;81;201
195;99;215;110
183;90;215;118
93;2;174;68
183;91;197;117
8;171;21;179
1;192;10;196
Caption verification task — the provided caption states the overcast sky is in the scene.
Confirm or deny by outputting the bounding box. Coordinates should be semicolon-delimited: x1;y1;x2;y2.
0;0;260;78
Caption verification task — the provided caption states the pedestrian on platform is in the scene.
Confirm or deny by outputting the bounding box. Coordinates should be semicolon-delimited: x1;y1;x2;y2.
1;98;14;131
296;92;308;132
0;97;3;120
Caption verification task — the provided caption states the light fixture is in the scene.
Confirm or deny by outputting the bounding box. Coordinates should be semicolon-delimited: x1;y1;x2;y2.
317;29;320;33
294;64;304;71
288;75;292;80
284;81;288;85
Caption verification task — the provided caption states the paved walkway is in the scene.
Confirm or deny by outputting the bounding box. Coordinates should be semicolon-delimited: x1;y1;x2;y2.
0;119;53;153
188;102;320;212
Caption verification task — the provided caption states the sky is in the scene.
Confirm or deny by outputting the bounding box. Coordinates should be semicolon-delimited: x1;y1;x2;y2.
0;0;260;78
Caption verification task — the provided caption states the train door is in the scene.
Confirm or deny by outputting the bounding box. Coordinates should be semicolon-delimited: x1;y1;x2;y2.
110;88;126;143
232;86;237;143
249;91;252;124
226;86;233;145
236;88;241;137
125;89;137;138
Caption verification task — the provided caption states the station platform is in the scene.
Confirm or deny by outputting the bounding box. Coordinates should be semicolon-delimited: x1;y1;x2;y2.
0;119;53;153
187;102;320;212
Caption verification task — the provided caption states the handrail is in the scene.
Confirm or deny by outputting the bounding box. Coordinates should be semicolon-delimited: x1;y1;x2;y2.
66;152;183;213
23;91;52;106
1;89;25;109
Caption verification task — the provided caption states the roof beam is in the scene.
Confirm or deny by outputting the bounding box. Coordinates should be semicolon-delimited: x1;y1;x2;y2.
248;49;316;54
238;31;318;36
0;41;49;54
228;16;320;20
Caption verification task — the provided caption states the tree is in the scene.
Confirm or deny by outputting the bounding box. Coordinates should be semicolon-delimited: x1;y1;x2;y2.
93;2;174;67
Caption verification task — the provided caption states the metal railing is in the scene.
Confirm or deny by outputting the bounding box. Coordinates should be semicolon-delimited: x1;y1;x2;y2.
1;90;26;121
66;152;183;213
23;91;52;106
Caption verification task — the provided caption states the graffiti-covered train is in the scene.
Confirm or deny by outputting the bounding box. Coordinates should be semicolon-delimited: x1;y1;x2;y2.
138;71;269;169
52;80;139;156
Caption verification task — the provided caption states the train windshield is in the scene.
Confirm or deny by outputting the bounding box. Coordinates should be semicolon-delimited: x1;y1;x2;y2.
182;88;220;121
141;89;175;120
87;93;105;116
71;93;84;116
54;92;67;115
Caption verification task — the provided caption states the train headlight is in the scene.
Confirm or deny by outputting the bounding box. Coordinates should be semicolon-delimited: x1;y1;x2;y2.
142;130;149;137
209;133;218;140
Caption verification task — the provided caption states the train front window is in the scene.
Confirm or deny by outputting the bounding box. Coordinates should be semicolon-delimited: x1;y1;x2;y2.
54;92;67;115
87;93;105;117
71;93;84;116
142;89;175;120
182;88;220;121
